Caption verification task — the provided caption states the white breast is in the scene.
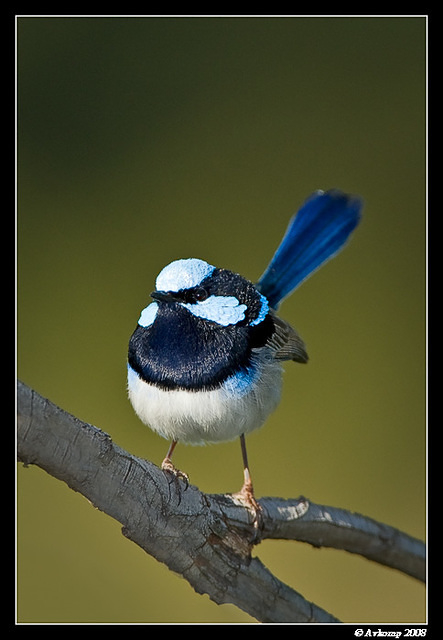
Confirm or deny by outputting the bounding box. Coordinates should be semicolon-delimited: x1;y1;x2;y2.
127;355;283;445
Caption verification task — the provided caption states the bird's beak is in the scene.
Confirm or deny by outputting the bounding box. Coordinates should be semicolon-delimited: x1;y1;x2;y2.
151;290;177;303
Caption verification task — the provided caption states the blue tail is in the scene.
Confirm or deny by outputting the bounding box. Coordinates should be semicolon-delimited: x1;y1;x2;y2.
257;189;362;309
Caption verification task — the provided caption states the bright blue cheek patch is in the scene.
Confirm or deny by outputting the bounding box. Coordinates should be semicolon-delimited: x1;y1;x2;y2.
138;302;158;328
183;295;247;326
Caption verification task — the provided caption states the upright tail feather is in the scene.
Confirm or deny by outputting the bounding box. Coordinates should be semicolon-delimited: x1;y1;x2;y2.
257;189;362;309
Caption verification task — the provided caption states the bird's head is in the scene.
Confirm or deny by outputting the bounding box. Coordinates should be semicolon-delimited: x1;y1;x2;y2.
138;258;269;330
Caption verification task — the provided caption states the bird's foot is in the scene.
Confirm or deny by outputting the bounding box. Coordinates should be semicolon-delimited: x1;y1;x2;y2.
231;480;263;532
161;457;189;490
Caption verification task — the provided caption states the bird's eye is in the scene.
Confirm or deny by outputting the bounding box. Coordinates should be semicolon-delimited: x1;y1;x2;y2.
193;287;209;302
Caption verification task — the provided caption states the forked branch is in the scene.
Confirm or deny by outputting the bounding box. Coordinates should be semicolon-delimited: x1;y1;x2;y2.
16;380;425;623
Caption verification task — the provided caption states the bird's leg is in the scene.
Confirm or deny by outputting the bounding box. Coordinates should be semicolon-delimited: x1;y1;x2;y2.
161;440;189;485
231;434;263;528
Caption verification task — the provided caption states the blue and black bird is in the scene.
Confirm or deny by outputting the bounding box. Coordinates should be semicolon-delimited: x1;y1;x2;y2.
128;189;362;513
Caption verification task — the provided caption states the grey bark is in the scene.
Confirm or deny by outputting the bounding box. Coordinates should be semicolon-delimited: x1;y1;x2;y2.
16;380;425;623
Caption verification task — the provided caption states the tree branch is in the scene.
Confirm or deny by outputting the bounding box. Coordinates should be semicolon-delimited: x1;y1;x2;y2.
261;498;425;583
16;380;425;623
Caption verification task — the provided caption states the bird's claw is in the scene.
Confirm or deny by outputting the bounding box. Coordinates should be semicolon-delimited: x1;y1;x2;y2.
231;481;263;532
161;457;189;494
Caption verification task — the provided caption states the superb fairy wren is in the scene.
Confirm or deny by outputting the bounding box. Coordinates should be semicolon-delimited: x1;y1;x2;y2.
128;189;362;515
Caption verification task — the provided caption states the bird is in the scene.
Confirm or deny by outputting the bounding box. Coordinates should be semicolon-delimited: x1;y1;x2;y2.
127;189;362;518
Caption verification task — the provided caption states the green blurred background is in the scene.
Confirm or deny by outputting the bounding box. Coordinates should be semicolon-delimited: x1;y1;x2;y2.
17;16;426;623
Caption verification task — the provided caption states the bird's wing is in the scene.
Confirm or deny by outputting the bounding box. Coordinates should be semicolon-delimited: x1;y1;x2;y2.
267;312;308;363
